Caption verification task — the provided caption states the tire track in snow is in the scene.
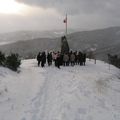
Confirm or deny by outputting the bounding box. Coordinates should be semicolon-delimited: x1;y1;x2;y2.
30;70;50;120
29;67;75;120
29;67;61;120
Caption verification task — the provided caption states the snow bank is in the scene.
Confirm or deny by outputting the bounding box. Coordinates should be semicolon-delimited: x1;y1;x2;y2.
0;59;120;120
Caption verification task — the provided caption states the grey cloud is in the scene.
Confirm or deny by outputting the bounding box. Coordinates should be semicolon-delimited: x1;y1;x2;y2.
16;0;120;32
16;0;120;17
0;11;64;33
0;0;120;33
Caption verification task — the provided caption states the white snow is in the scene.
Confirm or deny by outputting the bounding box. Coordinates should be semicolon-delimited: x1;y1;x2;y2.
0;59;120;120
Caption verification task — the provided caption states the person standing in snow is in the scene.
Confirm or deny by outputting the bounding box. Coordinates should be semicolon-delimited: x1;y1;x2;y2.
41;52;46;67
74;51;78;65
52;52;58;67
56;51;61;69
79;51;83;66
47;52;52;66
70;52;75;66
82;53;86;66
63;53;69;66
37;52;42;67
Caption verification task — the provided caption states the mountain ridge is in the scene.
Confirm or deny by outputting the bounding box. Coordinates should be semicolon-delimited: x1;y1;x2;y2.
0;26;120;61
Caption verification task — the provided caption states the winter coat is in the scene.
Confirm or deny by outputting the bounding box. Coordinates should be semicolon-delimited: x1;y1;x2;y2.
41;52;46;64
47;53;52;62
82;53;86;62
52;53;57;61
70;54;75;62
63;54;69;62
37;53;42;61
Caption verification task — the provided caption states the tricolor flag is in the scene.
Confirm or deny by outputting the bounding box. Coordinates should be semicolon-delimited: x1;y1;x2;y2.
63;14;68;35
63;15;67;23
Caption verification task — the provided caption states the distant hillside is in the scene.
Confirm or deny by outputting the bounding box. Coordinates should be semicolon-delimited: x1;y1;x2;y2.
0;26;120;61
0;29;76;45
67;26;120;61
0;38;61;58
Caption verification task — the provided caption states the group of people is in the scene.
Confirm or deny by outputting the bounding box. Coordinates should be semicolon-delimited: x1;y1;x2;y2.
37;51;86;69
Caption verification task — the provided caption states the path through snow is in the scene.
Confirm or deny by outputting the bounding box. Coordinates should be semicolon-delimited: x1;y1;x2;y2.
0;59;120;120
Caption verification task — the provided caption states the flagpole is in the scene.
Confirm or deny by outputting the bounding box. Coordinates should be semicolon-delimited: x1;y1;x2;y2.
65;14;67;36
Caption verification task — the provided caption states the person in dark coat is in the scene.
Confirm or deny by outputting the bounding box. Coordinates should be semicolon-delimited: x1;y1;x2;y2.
82;53;86;66
59;53;63;66
41;52;46;67
47;52;52;66
74;51;78;65
78;51;83;66
80;52;83;66
37;52;42;66
56;52;61;69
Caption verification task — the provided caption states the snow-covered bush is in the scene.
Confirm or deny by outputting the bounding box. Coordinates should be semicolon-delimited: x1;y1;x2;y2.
108;54;120;68
5;53;21;71
0;51;5;66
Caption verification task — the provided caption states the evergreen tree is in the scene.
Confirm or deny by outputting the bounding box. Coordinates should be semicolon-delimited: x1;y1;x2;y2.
108;54;120;68
5;53;21;71
0;51;5;66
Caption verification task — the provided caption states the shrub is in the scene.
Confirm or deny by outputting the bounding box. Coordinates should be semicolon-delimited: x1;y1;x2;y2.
0;51;5;66
5;53;21;71
108;54;120;68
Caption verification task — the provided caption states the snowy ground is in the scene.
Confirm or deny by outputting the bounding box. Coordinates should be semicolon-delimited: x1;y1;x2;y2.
0;59;120;120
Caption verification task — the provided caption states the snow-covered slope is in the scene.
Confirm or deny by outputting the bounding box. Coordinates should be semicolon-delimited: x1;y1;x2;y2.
0;59;120;120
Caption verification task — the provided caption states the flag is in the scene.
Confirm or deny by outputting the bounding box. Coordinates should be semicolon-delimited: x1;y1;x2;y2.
63;14;68;35
63;19;67;23
63;15;67;23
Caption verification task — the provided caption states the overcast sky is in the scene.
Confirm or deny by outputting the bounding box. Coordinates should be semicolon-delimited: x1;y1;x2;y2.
0;0;120;33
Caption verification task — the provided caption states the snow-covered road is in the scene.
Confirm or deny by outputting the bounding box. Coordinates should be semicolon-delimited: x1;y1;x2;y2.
0;59;120;120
